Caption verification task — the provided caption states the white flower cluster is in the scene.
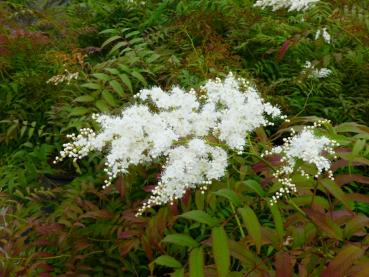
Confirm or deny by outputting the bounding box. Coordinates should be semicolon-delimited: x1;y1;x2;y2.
315;27;331;44
55;73;282;214
139;139;228;215
254;0;319;12
46;69;79;85
263;120;338;204
302;61;332;79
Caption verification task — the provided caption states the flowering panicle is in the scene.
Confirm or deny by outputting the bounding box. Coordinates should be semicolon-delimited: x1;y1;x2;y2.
56;73;283;214
254;0;319;12
315;27;331;44
263;120;338;204
302;61;332;79
138;139;228;215
47;69;79;85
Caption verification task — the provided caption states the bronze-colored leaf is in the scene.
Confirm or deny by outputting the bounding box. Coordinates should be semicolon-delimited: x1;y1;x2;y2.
322;244;364;277
275;252;293;277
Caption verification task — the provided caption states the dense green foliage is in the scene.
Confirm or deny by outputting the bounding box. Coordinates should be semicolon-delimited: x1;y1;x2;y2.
1;0;369;276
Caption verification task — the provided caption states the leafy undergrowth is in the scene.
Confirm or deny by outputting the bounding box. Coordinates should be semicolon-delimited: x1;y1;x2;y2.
1;0;369;276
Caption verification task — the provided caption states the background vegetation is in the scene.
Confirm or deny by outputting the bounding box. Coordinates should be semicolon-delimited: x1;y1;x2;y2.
1;0;369;276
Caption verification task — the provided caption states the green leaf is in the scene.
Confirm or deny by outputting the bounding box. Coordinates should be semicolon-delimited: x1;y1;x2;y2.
118;64;131;74
320;179;352;211
119;73;133;92
101;35;122;48
129;37;144;45
105;68;120;75
269;203;284;242
70;107;90;116
92;73;111;82
81;82;101;90
243;180;265;197
212;226;230;277
74;95;95;102
131;71;147;86
102;91;117;107
109;80;124;96
162;234;199;248
109;41;128;55
213;189;241;207
154;255;182;269
179;210;218;226
125;30;140;38
352;139;366;156
238;206;262;253
171;268;184;277
95;99;109;112
189;247;204;277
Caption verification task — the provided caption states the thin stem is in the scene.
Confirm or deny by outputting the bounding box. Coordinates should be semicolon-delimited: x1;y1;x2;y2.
230;202;245;239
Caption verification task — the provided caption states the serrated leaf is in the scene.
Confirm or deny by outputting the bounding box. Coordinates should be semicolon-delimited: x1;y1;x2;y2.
238;206;262;253
95;99;109;112
99;28;117;35
74;95;95;102
189;247;204;277
131;71;147;86
81;83;101;90
105;68;120;75
179;210;218;226
154;255;182;269
129;37;144;45
119;73;133;92
109;41;128;55
102;90;117;107
212;226;229;277
322;245;364;277
162;234;199;248
125;30;140;38
109;80;124;96
70;107;90;116
213;189;241;207
118;64;131;73
92;73;111;82
101;35;122;48
243;180;265;197
320;179;352;211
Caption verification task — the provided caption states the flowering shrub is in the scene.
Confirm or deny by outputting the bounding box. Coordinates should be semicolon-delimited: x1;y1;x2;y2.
56;74;338;216
254;0;319;12
2;0;369;276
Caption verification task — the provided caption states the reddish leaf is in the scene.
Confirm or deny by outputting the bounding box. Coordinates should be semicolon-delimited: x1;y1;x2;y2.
335;174;369;186
252;155;281;173
344;214;369;238
182;189;192;206
143;184;155;192
80;209;113;219
277;40;290;60
118;230;139;239
322;244;364;277
275;252;293;277
305;208;343;240
119;240;137;257
115;176;125;199
347;193;369;203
